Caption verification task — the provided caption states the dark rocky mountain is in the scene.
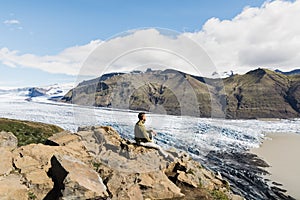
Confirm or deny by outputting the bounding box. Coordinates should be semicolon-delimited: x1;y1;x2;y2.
224;68;300;118
28;87;48;97
61;68;300;119
275;69;300;75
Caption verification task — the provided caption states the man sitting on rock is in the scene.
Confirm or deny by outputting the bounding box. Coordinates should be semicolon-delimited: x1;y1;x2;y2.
134;112;173;160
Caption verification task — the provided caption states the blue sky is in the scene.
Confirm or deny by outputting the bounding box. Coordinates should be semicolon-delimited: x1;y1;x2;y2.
0;0;299;87
1;0;266;54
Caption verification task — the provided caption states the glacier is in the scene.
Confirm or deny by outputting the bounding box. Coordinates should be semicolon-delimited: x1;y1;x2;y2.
0;84;299;199
0;84;299;154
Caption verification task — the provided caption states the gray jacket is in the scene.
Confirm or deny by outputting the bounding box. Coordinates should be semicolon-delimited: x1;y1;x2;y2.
134;120;152;143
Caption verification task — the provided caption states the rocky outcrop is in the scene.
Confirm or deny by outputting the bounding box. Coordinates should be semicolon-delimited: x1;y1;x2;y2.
223;68;300;119
0;174;28;200
62;69;216;117
0;131;17;176
0;149;14;176
11;133;103;200
76;126;185;199
76;126;240;199
28;87;47;97
0;125;240;199
46;154;108;200
61;68;300;119
0;131;18;150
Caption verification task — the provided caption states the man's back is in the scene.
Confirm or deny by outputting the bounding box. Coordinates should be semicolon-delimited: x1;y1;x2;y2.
134;120;151;143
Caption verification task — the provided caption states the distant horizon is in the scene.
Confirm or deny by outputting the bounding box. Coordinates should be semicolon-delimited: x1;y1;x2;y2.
1;66;299;90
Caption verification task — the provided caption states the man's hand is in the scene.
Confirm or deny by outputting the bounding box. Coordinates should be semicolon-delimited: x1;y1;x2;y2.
150;130;157;136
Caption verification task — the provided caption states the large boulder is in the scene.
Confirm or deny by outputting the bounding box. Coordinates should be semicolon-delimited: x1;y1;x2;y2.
45;154;108;200
77;126;241;199
12;133;92;200
105;171;183;200
0;131;18;150
13;144;61;199
77;126;185;199
0;148;13;176
77;126;168;173
0;124;242;200
46;131;80;146
165;155;227;190
0;132;18;179
0;174;28;200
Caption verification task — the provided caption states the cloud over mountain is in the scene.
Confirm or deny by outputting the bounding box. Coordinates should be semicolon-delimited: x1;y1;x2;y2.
0;40;102;75
184;0;300;73
0;0;300;77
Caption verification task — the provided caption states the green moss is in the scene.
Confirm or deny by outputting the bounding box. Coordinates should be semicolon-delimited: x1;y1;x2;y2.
224;180;230;190
210;190;229;200
198;178;203;188
28;191;37;200
92;162;102;171
0;118;64;146
186;169;195;175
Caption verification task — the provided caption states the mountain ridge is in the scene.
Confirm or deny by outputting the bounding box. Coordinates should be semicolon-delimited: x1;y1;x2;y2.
61;68;300;119
275;68;300;76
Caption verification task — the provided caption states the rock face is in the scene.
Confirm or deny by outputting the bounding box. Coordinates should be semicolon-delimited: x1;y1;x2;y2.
0;131;18;176
0;149;14;176
28;87;48;97
47;155;108;200
0;125;240;200
12;132;106;200
223;68;300;118
62;68;300;119
62;69;219;117
0;131;18;150
0;174;28;200
77;126;184;199
76;126;239;199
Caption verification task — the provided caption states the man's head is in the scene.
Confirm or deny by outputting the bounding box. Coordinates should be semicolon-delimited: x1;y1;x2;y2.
138;112;146;121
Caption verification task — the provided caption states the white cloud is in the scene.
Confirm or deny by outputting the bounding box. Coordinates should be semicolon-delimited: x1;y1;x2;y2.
1;0;300;78
3;19;20;25
80;28;215;77
0;40;102;75
184;0;300;73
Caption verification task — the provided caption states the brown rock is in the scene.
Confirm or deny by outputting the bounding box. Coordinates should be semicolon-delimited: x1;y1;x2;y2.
177;170;198;188
52;154;108;199
211;178;223;186
13;144;55;199
77;126;168;173
13;155;40;174
0;123;242;200
139;171;184;199
12;142;92;199
0;131;18;150
77;126;184;199
0;174;28;200
0;148;13;176
127;184;143;200
105;171;184;200
46;131;79;146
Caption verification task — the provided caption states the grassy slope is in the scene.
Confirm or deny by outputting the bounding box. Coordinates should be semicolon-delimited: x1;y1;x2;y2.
0;118;64;146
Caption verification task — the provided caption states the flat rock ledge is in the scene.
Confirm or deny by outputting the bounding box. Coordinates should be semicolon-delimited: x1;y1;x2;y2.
0;126;243;200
